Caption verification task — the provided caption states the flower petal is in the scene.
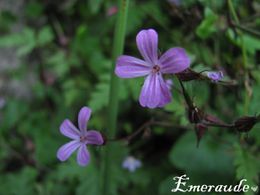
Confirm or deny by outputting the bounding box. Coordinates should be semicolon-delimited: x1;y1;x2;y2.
159;47;190;74
206;71;224;82
136;29;158;64
86;130;104;145
60;119;80;139
78;107;91;132
139;73;171;108
157;75;172;107
115;55;151;78
57;140;81;161
77;144;90;166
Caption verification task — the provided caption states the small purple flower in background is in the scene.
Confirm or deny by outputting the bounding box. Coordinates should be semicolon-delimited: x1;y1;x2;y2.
106;6;118;16
206;71;224;82
166;79;173;90
57;107;104;166
122;156;142;172
115;29;190;108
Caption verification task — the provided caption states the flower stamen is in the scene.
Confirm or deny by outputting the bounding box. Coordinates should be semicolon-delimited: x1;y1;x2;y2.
80;136;87;142
152;65;160;74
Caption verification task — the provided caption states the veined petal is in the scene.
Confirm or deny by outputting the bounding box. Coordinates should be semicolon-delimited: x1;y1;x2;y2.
139;74;160;108
115;55;151;78
60;119;80;139
139;73;171;108
78;107;91;132
86;130;104;145
136;29;158;64
159;47;190;74
157;75;172;107
77;144;90;166
57;140;81;161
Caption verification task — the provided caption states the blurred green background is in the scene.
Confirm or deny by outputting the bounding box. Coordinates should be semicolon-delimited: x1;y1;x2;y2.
0;0;259;194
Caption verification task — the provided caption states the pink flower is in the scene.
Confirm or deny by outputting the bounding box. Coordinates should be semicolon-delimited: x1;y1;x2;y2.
57;107;104;166
115;29;190;108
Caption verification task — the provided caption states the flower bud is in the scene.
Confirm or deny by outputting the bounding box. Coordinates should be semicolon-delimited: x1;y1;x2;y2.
234;116;257;132
195;123;207;147
188;107;204;123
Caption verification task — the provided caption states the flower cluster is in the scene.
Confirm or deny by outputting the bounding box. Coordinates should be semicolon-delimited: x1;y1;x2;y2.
56;29;257;168
57;29;191;167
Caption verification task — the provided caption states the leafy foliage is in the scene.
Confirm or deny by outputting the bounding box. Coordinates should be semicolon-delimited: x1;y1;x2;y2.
234;144;259;188
0;0;259;195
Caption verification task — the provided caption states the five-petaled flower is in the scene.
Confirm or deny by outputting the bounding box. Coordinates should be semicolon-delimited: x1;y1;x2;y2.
115;29;190;108
57;107;104;166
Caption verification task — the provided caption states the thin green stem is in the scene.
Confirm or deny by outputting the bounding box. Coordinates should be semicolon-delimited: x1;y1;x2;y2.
101;0;129;195
228;0;250;114
228;0;239;24
233;23;260;38
257;114;260;122
228;0;248;67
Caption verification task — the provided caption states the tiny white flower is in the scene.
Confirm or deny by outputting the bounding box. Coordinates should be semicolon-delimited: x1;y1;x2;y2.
122;156;142;172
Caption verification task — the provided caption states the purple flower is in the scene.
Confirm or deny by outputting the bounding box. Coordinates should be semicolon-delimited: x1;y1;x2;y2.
57;107;104;166
122;156;142;172
115;29;190;108
206;71;224;82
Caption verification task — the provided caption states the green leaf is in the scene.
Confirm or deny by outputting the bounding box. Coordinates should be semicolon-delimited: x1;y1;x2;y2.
47;51;70;77
0;28;36;56
234;144;259;192
89;74;110;112
62;78;88;106
227;29;260;55
126;77;143;101
56;160;89;181
159;176;175;195
37;26;54;46
196;7;218;39
0;10;16;31
0;26;53;56
25;1;44;18
0;167;37;195
34;133;59;165
0;99;28;133
169;131;235;185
